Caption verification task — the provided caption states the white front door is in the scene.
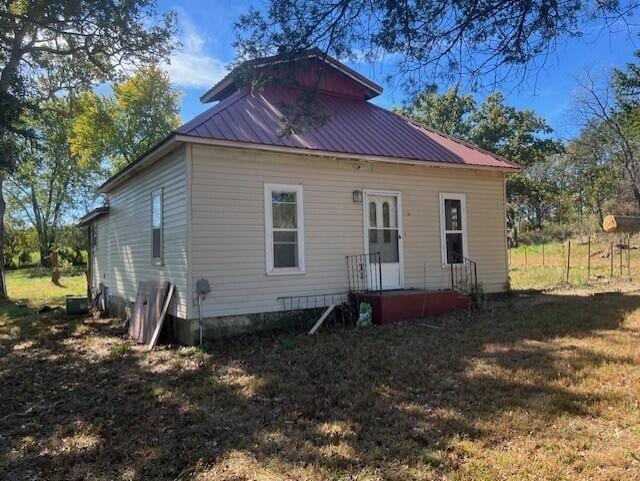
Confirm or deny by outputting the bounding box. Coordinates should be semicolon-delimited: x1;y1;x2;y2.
365;192;403;290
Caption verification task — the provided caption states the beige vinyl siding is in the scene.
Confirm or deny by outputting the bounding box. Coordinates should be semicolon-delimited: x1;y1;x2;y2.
90;217;109;289
96;147;188;317
190;145;508;319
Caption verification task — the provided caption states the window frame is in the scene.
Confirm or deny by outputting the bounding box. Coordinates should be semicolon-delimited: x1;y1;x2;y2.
264;183;305;276
439;192;468;267
151;188;164;267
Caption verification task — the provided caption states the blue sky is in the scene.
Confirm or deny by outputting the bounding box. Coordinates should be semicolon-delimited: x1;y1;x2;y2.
157;0;640;140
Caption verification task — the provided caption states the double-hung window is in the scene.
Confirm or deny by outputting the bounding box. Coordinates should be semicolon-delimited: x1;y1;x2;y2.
264;183;305;275
151;188;163;266
439;193;467;265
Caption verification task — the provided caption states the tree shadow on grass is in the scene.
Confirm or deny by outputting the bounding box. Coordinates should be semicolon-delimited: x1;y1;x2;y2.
0;292;639;480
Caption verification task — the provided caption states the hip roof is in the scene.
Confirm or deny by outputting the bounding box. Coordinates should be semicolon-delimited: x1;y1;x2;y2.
176;85;519;171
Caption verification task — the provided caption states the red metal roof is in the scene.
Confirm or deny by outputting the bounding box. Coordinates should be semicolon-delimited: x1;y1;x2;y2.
177;85;519;170
200;48;383;103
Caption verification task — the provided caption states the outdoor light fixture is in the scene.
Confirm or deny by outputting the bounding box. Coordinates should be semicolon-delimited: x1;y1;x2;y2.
352;190;363;203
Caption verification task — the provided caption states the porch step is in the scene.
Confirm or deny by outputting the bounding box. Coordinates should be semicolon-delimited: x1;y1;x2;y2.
354;289;472;324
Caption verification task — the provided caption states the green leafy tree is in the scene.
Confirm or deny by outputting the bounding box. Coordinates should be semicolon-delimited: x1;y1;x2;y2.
234;1;636;88
3;222;37;268
72;65;181;171
401;88;563;242
395;85;475;137
0;0;176;296
466;93;564;239
469;93;562;167
7;98;103;266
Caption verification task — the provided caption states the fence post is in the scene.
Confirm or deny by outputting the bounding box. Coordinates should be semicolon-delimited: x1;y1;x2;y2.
610;241;614;279
524;246;528;266
542;243;545;267
620;239;623;276
628;234;631;277
587;236;591;281
566;241;571;283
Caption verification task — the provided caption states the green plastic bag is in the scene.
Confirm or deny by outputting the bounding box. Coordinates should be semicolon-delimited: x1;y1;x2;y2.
357;302;372;328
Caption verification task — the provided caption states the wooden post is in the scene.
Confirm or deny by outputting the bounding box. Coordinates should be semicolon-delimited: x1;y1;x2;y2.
587;236;591;281
524;246;528;266
627;234;631;276
620;239;623;276
610;241;614;278
542;243;545;267
566;241;571;283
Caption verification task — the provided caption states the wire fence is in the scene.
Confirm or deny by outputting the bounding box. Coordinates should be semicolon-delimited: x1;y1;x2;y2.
509;235;634;289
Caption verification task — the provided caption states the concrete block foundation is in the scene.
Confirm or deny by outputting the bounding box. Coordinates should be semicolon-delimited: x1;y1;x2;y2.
173;309;322;345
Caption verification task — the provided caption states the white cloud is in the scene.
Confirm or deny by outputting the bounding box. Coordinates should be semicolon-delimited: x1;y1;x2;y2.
162;17;228;89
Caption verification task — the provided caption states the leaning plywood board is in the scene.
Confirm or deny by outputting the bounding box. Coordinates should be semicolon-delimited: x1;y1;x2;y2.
129;281;169;344
143;283;169;345
148;283;174;350
129;281;151;342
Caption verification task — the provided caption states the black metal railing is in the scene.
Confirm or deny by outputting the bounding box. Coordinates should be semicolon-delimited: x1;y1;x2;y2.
278;292;349;311
346;252;383;293
450;255;478;295
276;292;356;333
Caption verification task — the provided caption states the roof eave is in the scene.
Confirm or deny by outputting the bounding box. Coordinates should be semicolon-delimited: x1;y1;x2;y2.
97;135;182;194
76;206;110;227
175;134;521;173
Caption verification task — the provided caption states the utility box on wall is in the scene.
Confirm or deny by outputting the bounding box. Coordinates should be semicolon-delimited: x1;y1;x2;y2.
66;296;89;316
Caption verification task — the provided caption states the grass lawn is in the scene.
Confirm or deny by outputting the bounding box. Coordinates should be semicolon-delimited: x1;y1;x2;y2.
1;277;640;479
5;266;86;307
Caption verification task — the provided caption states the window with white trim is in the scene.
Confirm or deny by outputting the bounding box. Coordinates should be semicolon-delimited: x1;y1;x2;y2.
439;193;467;265
264;184;305;275
151;188;163;266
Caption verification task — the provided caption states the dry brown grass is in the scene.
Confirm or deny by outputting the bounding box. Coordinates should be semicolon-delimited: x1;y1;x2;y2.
1;288;640;480
509;238;640;291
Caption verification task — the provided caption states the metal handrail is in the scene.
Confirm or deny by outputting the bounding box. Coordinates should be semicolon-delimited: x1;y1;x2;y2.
346;252;383;293
450;255;478;295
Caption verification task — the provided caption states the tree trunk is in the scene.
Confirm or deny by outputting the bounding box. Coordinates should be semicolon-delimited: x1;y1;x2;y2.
0;176;7;299
51;250;61;286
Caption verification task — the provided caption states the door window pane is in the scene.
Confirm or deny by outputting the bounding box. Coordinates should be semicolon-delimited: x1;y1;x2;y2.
446;233;463;264
445;199;461;231
369;229;399;262
382;202;390;227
